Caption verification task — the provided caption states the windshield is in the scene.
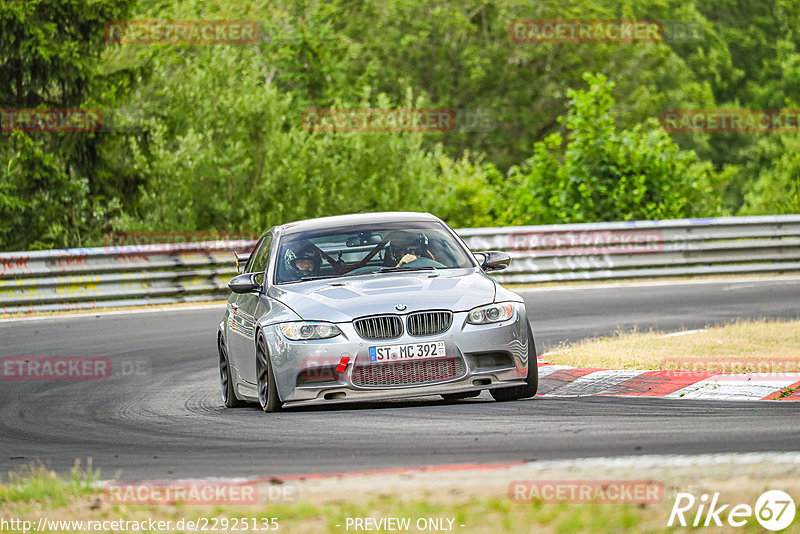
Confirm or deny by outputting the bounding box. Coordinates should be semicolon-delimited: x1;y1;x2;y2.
274;221;476;284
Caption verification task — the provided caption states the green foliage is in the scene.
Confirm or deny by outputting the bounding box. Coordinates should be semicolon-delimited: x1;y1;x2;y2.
0;0;797;252
0;0;134;108
433;155;501;228
687;0;800;211
497;74;725;224
107;33;478;232
323;0;723;170
0;132;89;250
741;136;800;215
0;0;137;250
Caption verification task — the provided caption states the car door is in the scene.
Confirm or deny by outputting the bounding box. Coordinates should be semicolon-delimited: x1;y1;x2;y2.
226;236;261;381
229;232;273;384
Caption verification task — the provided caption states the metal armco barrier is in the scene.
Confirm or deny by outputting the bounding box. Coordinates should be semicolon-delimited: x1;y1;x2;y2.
457;214;800;284
0;240;255;314
2;215;799;313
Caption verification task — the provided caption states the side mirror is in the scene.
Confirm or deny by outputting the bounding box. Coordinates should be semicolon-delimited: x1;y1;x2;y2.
476;251;511;272
234;252;250;273
228;272;262;294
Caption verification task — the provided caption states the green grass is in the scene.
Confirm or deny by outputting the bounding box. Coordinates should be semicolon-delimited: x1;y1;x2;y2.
777;384;800;399
241;498;649;533
0;460;99;507
3;463;799;533
0;464;656;534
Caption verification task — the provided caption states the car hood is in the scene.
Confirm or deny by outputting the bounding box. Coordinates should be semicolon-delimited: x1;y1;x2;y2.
268;268;496;322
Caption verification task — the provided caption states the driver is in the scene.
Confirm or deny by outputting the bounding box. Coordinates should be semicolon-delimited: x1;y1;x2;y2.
287;242;322;278
388;231;433;268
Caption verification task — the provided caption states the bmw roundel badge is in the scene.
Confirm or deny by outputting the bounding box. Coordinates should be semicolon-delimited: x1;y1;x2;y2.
395;304;408;311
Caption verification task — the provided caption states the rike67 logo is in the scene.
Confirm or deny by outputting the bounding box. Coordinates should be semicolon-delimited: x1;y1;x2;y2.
669;490;796;531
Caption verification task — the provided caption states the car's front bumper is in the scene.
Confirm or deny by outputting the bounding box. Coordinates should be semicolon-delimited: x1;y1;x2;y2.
264;303;531;408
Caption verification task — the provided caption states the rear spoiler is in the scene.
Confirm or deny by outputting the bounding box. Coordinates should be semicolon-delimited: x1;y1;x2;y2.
234;252;250;273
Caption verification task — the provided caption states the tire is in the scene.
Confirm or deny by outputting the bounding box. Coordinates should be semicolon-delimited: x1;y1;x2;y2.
219;336;247;408
256;334;282;412
490;325;539;402
442;391;481;400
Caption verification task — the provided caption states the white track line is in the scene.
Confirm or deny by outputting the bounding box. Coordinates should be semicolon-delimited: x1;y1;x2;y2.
521;451;800;470
661;328;707;338
517;275;800;292
0;303;225;323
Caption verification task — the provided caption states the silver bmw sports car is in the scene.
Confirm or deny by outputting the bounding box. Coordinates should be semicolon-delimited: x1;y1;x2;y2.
217;212;537;411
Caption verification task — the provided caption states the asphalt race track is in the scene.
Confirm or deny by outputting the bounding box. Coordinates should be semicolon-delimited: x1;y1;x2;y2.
1;277;799;480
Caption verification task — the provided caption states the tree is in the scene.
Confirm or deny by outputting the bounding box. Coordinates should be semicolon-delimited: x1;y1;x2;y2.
741;136;800;215
497;73;724;224
0;0;137;250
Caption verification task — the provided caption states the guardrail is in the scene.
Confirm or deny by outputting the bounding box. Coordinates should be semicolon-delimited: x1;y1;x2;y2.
2;215;799;313
458;214;800;284
0;240;255;314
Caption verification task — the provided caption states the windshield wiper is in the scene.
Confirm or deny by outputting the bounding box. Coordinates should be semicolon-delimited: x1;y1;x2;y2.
299;274;343;282
378;266;436;273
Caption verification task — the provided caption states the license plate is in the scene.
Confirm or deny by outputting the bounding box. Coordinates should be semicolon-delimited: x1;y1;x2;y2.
368;341;446;363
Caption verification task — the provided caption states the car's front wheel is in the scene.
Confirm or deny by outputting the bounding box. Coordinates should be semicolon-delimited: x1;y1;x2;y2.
219;336;247;408
256;334;282;412
490;326;538;402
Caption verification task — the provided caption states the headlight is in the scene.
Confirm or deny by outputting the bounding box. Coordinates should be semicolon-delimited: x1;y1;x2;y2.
279;322;342;340
466;303;515;324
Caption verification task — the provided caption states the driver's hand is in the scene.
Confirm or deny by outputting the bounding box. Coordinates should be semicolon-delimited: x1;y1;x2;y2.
396;253;417;267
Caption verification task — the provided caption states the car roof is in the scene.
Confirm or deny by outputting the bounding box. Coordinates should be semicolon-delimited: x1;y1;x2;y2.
278;212;440;235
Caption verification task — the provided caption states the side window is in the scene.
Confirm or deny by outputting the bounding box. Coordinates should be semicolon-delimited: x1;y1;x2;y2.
247;234;273;274
242;236;263;273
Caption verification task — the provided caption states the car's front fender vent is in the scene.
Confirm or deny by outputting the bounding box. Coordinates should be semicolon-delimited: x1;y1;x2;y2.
407;310;453;337
354;315;403;340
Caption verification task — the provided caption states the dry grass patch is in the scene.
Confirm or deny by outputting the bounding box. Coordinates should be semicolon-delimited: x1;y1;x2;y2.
544;318;800;372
